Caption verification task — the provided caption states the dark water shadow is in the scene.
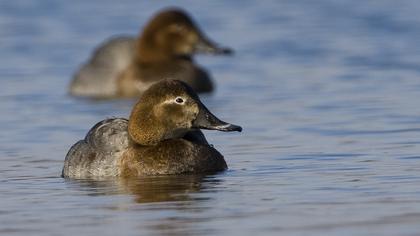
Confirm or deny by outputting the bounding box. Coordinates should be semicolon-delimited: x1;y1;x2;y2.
63;174;223;204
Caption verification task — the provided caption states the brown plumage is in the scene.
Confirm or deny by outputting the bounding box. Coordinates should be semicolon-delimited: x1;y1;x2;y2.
62;80;242;179
70;8;232;98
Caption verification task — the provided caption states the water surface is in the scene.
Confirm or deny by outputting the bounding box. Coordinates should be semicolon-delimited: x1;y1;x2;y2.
1;0;420;235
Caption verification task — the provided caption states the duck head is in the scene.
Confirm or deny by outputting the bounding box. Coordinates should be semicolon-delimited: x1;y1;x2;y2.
137;8;233;62
128;80;241;146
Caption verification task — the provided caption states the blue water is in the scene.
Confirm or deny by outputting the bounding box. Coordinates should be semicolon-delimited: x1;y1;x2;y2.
1;0;420;235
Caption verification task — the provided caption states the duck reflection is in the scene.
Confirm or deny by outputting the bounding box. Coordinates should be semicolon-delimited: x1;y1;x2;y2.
64;174;222;204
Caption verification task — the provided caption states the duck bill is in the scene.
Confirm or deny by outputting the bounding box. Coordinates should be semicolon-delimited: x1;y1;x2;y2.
192;103;242;132
194;36;233;55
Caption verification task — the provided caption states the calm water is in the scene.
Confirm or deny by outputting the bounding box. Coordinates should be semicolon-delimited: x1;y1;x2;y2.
1;0;420;235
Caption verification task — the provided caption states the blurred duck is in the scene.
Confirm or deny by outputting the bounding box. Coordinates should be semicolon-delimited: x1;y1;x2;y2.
62;80;242;178
69;8;232;99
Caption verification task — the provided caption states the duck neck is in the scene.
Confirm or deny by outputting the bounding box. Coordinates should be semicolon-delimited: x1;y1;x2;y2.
128;107;164;146
136;36;192;63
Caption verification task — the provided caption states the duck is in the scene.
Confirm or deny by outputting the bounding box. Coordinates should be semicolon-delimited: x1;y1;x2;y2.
62;80;242;178
69;7;232;99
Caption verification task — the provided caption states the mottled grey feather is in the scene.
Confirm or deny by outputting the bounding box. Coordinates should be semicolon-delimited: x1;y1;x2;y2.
69;36;136;97
62;118;129;178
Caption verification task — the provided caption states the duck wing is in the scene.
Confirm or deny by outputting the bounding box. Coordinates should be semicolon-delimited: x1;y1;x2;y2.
85;118;130;152
62;118;129;178
70;36;136;98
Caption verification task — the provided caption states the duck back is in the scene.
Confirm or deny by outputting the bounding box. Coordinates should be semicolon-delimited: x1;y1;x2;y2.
70;37;136;98
62;118;129;178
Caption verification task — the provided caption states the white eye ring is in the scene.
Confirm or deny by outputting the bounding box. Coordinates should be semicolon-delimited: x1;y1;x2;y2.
174;97;185;104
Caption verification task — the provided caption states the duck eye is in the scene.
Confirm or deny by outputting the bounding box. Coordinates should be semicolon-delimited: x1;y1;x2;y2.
175;97;184;104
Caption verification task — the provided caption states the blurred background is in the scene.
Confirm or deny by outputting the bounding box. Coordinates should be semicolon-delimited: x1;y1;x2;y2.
1;0;420;235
